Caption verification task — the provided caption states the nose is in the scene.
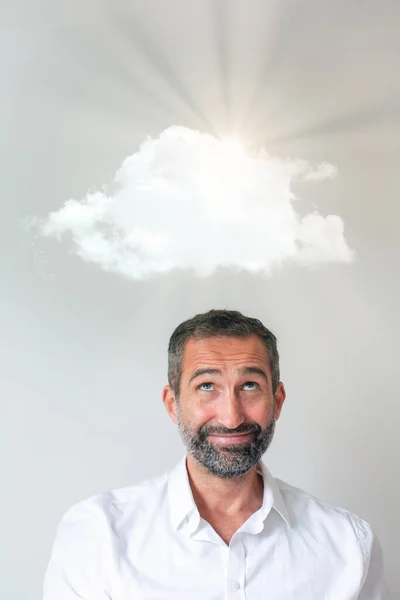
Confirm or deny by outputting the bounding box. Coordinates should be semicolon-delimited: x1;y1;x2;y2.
215;389;246;430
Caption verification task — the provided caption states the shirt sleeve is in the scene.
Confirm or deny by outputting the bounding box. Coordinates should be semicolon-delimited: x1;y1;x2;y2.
42;501;112;600
358;531;391;599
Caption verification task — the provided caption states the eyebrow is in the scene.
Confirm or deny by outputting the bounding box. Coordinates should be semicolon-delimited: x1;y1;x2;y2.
240;366;269;383
188;366;269;384
189;368;221;384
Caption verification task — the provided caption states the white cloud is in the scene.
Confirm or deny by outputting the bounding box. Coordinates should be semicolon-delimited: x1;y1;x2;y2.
38;126;354;279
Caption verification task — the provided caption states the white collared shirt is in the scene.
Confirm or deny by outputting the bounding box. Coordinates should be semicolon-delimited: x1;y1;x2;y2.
43;455;390;599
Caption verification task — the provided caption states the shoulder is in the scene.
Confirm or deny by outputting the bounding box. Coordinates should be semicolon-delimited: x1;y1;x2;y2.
275;477;374;559
44;472;170;597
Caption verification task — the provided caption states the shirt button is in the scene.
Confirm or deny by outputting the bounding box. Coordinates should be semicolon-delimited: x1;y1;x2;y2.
232;581;240;590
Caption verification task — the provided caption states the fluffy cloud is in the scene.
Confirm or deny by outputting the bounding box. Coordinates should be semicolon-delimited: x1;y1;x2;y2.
39;126;354;279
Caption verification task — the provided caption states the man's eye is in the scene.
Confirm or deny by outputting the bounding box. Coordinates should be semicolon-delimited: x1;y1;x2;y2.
243;381;259;390
198;382;213;391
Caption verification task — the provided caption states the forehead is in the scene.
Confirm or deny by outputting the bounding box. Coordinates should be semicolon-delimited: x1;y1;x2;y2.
182;335;270;374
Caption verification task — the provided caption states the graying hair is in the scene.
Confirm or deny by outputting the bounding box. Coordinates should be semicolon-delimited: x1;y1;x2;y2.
168;309;280;398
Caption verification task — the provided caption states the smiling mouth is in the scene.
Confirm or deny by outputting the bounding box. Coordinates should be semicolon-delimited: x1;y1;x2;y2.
208;432;254;444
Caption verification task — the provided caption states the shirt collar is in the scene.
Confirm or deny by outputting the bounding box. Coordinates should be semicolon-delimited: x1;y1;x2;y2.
167;454;291;532
256;458;291;526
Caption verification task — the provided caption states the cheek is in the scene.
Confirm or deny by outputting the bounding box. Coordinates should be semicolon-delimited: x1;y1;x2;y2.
179;402;214;427
246;402;273;425
183;403;218;429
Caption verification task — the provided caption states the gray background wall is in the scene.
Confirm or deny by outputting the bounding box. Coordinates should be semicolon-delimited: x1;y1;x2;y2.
1;0;399;597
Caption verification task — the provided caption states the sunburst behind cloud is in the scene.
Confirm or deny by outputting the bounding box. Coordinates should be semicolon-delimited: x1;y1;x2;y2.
36;126;354;279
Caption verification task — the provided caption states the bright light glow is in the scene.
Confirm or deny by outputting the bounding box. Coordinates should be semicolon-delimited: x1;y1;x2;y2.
37;126;354;279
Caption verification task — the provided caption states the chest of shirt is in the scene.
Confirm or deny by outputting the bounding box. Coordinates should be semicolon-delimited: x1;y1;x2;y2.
108;515;364;600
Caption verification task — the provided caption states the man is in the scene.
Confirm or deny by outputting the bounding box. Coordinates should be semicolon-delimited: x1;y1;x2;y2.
43;309;390;599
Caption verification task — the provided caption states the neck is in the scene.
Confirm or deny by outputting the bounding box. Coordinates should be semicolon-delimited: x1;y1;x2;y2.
186;454;264;517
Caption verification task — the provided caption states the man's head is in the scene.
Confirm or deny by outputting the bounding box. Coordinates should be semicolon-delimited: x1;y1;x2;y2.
163;310;286;478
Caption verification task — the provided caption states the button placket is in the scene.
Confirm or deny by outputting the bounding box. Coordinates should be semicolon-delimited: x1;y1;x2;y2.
226;536;246;599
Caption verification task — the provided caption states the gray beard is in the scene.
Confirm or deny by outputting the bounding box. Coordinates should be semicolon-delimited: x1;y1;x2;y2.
177;406;276;479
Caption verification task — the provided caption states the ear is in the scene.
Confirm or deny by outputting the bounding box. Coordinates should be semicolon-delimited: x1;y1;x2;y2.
274;382;286;421
162;385;179;424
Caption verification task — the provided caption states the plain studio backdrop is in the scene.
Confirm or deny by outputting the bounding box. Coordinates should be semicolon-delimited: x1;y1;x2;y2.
1;0;399;597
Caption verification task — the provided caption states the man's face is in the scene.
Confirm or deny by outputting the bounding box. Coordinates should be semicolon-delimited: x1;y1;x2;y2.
164;334;286;478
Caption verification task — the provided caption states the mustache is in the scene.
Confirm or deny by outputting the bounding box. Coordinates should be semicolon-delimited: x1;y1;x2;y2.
200;423;261;438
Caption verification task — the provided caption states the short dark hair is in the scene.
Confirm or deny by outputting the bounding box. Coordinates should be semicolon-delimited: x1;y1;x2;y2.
168;309;280;398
